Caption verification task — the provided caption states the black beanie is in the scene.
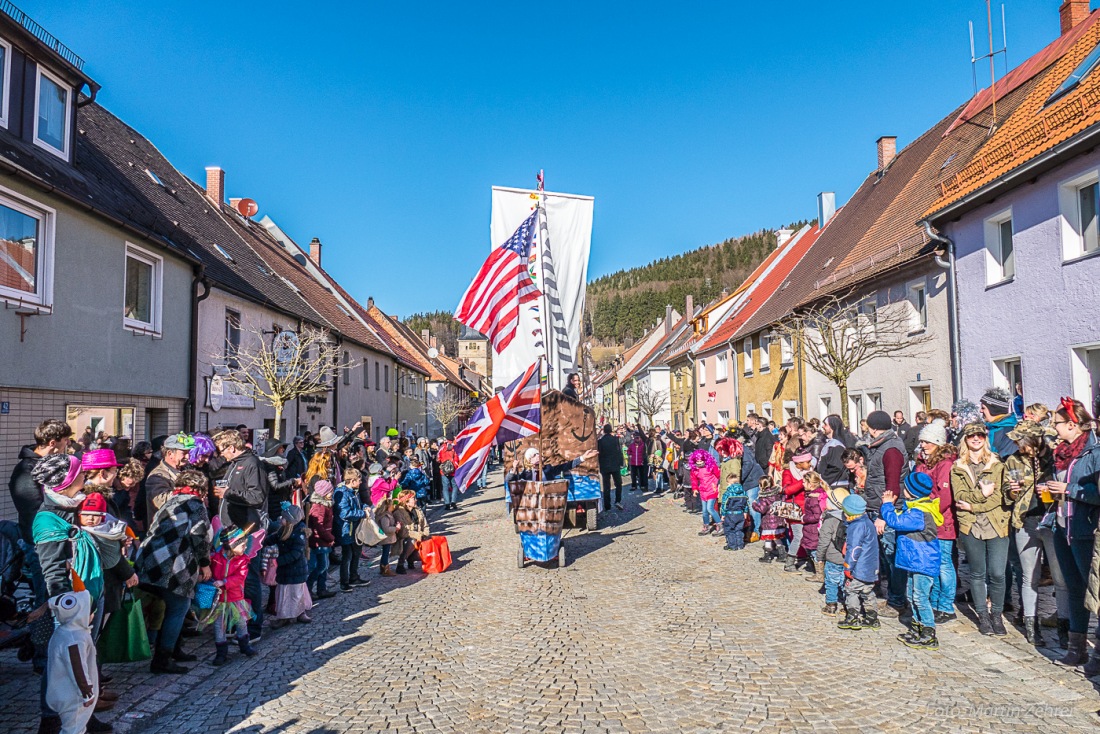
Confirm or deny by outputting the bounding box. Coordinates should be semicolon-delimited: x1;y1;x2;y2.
866;410;892;431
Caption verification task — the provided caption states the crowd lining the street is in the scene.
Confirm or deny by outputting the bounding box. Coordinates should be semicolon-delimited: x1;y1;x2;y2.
4;421;478;734
595;387;1100;658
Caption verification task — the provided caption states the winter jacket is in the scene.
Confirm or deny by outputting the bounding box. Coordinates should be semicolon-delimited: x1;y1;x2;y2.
800;487;824;551
308;500;335;548
844;515;880;583
210;550;249;603
818;438;849;488
951;458;1011;538
691;465;720;502
628;439;647;467
751;490;787;538
143;460;179;531
781;468;806;523
1061;432;1100;542
881;497;942;577
370;477;398;507
392;507;412;542
285;447;307;480
597;434;623;474
265;461;296;521
374;505;397;546
32;493;78;598
220;452;270;533
740;447;765;492
8;445;43;544
1005;450;1056;530
864;432;907;514
985;414;1019;460
267;522;308;585
401;468;431;501
719;457;742;494
334;484;366;545
817;509;846;565
752;429;775;477
84;519;136;614
135;492;212;598
917;453;957;540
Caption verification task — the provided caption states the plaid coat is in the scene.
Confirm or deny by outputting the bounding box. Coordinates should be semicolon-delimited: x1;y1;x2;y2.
135;493;211;598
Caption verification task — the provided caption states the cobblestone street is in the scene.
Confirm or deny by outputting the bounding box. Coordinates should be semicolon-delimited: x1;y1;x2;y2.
4;469;1100;733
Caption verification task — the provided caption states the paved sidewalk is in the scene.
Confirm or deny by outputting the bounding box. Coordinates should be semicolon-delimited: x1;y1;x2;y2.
3;471;1099;732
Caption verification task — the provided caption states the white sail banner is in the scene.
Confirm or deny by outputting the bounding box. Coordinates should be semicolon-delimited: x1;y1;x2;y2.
490;186;593;391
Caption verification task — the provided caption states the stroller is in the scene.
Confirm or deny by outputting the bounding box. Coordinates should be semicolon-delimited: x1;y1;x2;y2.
0;520;35;665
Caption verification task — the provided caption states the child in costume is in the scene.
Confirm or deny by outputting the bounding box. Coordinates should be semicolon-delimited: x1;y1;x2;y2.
716;438;747;551
751;478;789;563
266;502;312;626
46;590;98;734
204;525;257;665
689;450;721;536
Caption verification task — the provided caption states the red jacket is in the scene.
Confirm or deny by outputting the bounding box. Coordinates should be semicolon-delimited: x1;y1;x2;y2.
781;468;806;524
308;503;335;548
210;551;249;603
918;455;957;540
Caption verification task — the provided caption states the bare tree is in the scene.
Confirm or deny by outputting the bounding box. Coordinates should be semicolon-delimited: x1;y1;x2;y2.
426;388;470;439
214;325;354;439
631;381;669;427
771;292;934;426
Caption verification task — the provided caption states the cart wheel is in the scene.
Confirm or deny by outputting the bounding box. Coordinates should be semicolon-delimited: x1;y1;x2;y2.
517;544;525;569
557;546;566;569
586;506;598;531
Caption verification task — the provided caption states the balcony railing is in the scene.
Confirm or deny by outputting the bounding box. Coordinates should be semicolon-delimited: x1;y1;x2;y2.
0;0;85;71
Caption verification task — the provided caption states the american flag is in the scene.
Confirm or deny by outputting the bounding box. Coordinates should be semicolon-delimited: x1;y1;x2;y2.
453;360;541;492
455;209;541;353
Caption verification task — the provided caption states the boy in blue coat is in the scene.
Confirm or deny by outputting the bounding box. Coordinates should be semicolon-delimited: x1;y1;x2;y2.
838;494;881;631
881;471;943;650
401;458;431;505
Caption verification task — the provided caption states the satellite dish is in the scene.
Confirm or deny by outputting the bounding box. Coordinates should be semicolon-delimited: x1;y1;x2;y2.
236;198;258;218
427;347;439;359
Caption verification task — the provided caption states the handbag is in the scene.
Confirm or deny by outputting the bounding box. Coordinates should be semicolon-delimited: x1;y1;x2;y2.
193;581;220;610
97;591;151;663
355;512;386;547
771;500;804;522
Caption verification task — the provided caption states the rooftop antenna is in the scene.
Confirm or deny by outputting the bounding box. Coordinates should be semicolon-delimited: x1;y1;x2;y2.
970;1;1008;134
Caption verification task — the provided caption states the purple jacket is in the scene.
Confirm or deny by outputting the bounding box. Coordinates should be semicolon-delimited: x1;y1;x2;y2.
751;493;788;533
628;439;647;467
800;488;824;551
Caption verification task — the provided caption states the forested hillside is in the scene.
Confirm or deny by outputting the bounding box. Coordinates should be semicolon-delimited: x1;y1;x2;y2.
403;310;460;357
586;223;810;342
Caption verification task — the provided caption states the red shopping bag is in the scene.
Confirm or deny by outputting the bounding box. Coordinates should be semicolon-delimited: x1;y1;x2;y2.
420;536;452;574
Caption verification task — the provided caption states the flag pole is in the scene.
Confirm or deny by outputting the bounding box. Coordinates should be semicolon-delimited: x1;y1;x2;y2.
536;169;555;391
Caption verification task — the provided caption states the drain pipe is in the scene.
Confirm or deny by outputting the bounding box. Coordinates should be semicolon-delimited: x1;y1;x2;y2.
921;220;961;403
185;264;211;432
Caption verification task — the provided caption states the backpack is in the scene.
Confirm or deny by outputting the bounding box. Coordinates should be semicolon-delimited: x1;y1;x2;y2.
441;460;455;477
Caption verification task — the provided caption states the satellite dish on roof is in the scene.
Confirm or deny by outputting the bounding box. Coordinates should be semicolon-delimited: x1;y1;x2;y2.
428;347;439;359
236;198;258;218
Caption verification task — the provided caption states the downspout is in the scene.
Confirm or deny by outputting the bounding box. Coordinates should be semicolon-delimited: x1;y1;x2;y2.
333;335;342;431
921;220;962;403
686;352;699;426
726;339;740;422
796;332;805;417
185;264;210;432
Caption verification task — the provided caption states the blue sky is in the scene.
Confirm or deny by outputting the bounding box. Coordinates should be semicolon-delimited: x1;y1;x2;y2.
35;0;1081;316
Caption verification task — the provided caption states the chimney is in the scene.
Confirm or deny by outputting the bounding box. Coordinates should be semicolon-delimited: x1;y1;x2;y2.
817;192;836;228
685;294;694;317
421;329;430;344
308;238;322;267
205;166;224;206
665;304;673;334
776;229;794;248
366;296;374;310
877;136;897;171
1061;0;1090;35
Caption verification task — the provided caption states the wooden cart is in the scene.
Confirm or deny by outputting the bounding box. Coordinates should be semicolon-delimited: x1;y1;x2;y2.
510;478;569;569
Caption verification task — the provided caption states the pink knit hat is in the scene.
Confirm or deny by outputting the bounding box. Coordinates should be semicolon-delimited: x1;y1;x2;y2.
791;451;813;464
312;479;333;498
81;449;119;471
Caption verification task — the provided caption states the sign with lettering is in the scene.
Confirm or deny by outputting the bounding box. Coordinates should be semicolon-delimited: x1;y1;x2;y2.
208;376;255;411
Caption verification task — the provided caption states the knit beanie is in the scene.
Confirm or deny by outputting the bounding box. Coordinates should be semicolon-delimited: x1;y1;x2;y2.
918;423;947;446
79;493;108;515
32;454;82;493
980;387;1011;416
842;494;867;517
312;479;333;498
866;411;892;432
903;471;934;499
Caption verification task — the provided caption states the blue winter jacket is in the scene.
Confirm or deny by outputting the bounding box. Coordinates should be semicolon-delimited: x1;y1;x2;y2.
881;497;941;577
740;447;765;492
334;484;366;546
1065;432;1100;541
401;468;431;501
264;521;308;585
986;415;1019;460
844;515;880;583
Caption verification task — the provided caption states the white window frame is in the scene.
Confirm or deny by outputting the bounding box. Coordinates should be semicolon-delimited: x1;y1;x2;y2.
743;337;753;376
0;185;55;310
857;297;878;341
759;331;771;373
984;208;1015;285
698;357;706;386
818;394;832;420
1070;342;1100;412
123;242;163;335
908;279;928;333
1059;168;1100;261
33;65;72;161
745;403;756;418
0;36;12;129
991;355;1022;394
762;402;774;419
867;391;883;412
780;332;794;367
715;352;728;382
717;409;729;424
783;400;799;419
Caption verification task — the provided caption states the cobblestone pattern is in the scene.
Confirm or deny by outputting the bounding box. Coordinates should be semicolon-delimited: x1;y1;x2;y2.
2;473;1099;733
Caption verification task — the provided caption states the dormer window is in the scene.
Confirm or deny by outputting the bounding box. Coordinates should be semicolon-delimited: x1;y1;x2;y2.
34;66;71;160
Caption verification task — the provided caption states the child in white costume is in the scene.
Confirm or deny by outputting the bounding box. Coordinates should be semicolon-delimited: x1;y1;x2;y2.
46;590;98;734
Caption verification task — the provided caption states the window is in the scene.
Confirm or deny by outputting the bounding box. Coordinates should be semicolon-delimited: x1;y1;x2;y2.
225;309;241;369
759;331;771;372
867;392;882;412
745;404;755;418
819;395;831;420
743;337;753;375
1059;171;1100;260
718;410;729;424
858;298;878;340
1047;41;1100;106
762;402;773;419
363;358;370;388
34;67;71;159
342;351;350;385
0;188;54;308
384;365;390;392
993;357;1022;394
850;394;865;425
780;333;793;367
908;280;928;332
716;353;728;381
123;244;162;334
698;358;706;386
375;362;380;390
984;211;1015;284
0;38;10;129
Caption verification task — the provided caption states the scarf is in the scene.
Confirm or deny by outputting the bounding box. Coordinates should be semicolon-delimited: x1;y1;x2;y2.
1054;432;1089;473
43;490;87;509
787;462;806;482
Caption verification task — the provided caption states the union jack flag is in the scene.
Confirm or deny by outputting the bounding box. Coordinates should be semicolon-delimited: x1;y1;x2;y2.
453;360;541;492
455;209;541;353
